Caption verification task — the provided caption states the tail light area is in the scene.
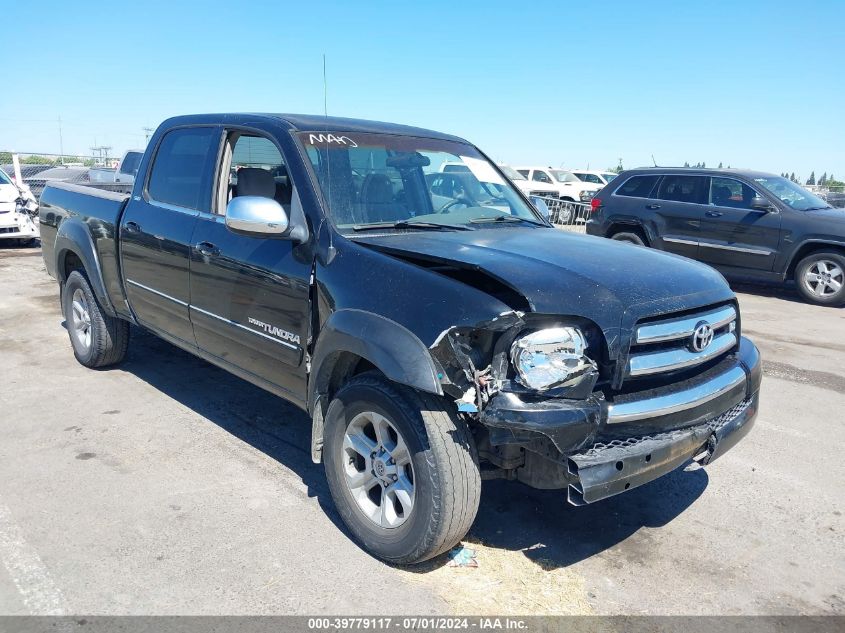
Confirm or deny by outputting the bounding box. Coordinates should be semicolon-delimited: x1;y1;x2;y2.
590;197;602;212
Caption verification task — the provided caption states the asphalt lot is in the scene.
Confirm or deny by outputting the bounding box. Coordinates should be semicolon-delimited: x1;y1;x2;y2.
0;244;842;615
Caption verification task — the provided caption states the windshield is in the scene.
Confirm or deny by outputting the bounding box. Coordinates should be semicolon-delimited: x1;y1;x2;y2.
550;169;579;183
754;176;831;211
0;169;12;186
602;172;617;182
499;165;527;181
298;132;543;231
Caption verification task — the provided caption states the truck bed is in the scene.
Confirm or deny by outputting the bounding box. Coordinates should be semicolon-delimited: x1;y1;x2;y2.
39;181;131;313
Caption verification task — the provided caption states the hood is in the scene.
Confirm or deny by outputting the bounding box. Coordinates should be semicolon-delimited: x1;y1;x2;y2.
354;227;735;350
806;206;845;229
0;184;19;204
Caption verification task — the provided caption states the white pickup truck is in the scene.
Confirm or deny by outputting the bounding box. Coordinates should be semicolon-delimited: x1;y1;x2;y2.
88;150;144;185
514;166;601;202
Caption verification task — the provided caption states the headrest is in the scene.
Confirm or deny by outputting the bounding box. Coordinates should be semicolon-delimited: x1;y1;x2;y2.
236;168;275;198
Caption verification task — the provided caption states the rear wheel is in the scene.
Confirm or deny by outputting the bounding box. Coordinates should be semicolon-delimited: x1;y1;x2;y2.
795;251;845;306
62;270;129;367
323;373;481;564
611;230;646;246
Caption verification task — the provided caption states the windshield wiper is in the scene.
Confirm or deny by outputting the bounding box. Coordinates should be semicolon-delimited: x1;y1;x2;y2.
469;215;544;226
352;220;472;232
803;206;833;211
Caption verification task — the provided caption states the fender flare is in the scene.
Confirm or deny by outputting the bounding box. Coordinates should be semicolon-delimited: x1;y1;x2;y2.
784;238;845;276
308;309;442;411
307;310;443;463
54;218;116;316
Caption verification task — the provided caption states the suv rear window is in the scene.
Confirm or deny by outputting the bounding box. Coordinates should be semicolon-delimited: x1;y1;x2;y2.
657;175;708;204
615;175;659;198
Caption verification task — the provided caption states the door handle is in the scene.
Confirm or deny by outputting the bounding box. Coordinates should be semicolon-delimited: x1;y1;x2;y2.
706;211;724;218
646;204;661;210
195;241;220;257
124;221;141;233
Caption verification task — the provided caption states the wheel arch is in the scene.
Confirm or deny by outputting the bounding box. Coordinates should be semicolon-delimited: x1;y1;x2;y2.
54;219;116;316
786;240;845;279
606;218;652;245
307;309;444;463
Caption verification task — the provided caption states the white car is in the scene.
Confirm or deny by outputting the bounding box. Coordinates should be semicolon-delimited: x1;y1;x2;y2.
514;166;601;202
0;168;39;245
571;169;618;187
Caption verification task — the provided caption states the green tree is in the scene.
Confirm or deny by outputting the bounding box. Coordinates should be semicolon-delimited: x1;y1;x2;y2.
612;158;624;174
718;162;723;168
819;173;828;185
684;161;690;167
807;171;816;185
790;172;797;183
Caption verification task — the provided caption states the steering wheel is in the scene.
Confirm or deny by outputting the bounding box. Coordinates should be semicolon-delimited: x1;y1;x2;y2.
439;196;474;214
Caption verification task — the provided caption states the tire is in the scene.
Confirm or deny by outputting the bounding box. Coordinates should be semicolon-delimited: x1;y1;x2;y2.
794;251;845;306
611;231;646;246
323;373;481;564
62;270;129;367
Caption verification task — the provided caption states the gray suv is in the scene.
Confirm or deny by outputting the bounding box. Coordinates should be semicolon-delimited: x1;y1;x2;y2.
586;168;845;305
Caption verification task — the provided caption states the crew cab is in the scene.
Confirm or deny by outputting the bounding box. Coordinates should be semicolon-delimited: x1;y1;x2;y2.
39;114;761;564
587;168;845;306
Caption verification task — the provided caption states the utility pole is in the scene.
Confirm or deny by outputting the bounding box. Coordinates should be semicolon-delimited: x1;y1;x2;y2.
58;116;65;165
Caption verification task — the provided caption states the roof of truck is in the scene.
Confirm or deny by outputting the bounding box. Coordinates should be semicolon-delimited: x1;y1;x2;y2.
160;113;468;143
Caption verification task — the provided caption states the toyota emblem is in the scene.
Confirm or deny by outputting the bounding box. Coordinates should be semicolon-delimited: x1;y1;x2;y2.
690;321;714;352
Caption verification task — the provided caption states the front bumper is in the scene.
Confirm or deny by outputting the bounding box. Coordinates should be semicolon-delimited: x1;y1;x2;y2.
0;212;40;240
480;336;761;503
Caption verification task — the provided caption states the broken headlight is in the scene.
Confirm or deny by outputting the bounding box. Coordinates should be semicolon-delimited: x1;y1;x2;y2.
510;327;596;391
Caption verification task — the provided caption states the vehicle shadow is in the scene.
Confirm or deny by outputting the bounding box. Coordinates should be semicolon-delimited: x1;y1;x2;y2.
118;327;709;571
117;327;349;533
463;467;708;570
729;280;806;304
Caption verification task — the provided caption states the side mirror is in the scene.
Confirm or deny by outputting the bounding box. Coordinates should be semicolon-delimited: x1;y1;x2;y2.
225;196;289;237
530;195;551;220
750;196;773;212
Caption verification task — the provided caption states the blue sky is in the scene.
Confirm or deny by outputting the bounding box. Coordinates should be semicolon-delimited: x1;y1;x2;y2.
2;0;843;180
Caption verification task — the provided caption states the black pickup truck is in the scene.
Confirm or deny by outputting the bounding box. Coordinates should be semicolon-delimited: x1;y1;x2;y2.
39;114;761;564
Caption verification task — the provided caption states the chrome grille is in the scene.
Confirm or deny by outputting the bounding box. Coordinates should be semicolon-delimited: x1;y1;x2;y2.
627;304;738;378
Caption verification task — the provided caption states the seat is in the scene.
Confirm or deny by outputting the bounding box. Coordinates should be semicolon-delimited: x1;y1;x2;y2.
360;173;398;223
235;168;276;199
712;185;733;207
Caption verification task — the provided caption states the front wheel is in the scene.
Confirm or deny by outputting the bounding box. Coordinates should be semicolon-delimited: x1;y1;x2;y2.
323;373;481;564
795;251;845;306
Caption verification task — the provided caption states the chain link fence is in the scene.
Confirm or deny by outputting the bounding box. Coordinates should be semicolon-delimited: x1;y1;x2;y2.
1;151;133;199
533;196;592;232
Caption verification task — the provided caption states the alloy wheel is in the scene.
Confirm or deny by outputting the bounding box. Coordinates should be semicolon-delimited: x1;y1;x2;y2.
70;288;92;351
804;259;844;297
342;410;415;528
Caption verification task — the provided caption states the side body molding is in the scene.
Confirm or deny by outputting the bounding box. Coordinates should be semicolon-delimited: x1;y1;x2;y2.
308;309;443;414
54;218;116;316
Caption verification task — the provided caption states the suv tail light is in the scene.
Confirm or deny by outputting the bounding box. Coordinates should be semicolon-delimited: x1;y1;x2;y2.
590;197;602;212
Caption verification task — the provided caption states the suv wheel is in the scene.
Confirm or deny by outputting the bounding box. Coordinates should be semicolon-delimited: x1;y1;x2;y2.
611;231;646;246
323;373;481;564
795;252;845;306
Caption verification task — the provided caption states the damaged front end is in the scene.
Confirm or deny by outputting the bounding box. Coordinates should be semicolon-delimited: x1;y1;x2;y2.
429;308;762;505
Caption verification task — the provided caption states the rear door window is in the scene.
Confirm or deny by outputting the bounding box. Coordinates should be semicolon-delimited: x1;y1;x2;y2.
147;127;218;210
614;175;660;198
532;170;553;184
657;175;708;204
